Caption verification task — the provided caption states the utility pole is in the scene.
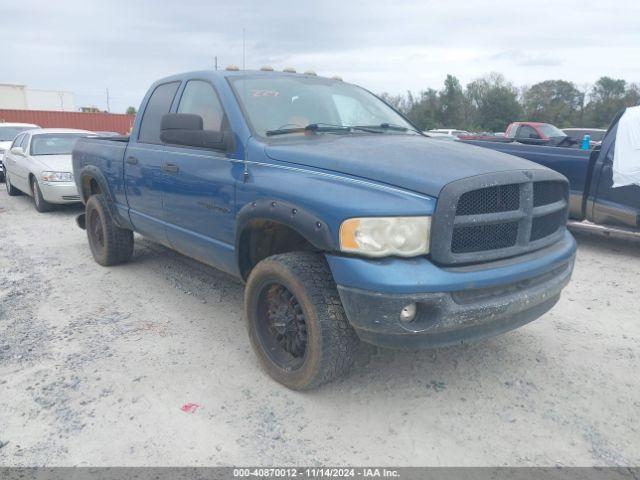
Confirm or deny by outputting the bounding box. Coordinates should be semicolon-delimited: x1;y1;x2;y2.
242;28;246;71
214;56;218;70
106;88;111;113
58;92;64;111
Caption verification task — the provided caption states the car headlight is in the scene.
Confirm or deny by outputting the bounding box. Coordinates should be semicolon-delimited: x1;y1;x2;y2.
41;171;74;182
339;216;431;257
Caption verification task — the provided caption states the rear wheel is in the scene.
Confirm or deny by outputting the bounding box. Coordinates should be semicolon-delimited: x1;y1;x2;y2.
5;173;21;196
31;177;53;212
86;194;134;266
245;252;359;390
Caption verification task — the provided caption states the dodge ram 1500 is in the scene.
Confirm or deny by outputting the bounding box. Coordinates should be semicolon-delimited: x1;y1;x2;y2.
73;69;576;389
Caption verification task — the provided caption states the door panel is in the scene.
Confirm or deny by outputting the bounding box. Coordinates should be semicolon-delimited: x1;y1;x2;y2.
12;134;32;192
161;79;239;274
161;148;241;273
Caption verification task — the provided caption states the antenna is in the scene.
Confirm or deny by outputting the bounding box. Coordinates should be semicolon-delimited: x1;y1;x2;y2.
214;56;218;70
242;28;246;70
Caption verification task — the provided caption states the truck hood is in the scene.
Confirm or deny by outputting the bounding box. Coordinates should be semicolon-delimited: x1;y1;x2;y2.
31;154;73;172
265;135;546;197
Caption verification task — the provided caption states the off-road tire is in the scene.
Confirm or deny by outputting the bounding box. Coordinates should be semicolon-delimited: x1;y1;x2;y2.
31;177;54;212
5;173;21;196
86;194;134;266
245;252;359;390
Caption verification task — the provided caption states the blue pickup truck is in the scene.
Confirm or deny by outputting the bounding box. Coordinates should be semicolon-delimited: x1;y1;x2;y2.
72;69;576;389
463;111;640;237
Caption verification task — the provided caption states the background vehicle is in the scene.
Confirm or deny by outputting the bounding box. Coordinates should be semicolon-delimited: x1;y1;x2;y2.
505;121;574;146
0;122;40;182
426;128;470;137
563;127;606;148
462;111;639;237
72;69;576;389
4;128;94;212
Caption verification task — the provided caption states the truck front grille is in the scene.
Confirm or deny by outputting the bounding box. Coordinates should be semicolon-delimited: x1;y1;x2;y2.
456;184;520;215
452;222;519;253
430;170;569;265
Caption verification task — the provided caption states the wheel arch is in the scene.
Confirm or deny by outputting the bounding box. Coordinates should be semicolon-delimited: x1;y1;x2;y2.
235;199;338;280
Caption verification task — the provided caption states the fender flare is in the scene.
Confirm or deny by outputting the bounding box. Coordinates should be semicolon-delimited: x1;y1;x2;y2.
77;165;127;228
235;199;338;273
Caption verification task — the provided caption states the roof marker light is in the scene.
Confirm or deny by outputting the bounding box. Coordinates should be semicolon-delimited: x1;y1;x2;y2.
260;66;274;71
283;67;297;73
226;65;240;71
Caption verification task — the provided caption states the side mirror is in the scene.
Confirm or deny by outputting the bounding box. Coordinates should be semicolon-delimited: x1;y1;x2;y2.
160;113;226;150
10;146;25;156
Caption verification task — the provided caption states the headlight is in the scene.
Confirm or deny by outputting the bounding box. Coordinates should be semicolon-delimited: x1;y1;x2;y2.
339;216;431;257
41;171;73;182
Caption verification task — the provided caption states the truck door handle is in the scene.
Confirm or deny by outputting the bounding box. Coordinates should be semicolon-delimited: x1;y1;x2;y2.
162;163;179;173
126;156;138;165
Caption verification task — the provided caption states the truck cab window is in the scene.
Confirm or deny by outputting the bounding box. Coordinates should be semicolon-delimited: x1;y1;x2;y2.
138;81;180;144
177;80;224;131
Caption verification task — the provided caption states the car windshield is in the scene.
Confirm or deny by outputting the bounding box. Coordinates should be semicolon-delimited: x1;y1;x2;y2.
30;134;88;155
538;124;567;138
229;75;415;137
0;126;35;141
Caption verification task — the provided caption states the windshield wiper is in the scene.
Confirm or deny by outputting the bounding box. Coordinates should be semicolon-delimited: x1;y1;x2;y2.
266;123;352;136
352;123;423;134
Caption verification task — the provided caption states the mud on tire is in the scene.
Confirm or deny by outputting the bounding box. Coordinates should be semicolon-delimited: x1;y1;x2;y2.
245;252;359;390
86;194;134;266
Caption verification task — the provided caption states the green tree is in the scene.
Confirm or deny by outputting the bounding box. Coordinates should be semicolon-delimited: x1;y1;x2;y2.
585;77;627;127
439;74;465;127
126;106;137;115
406;88;440;130
466;73;522;131
523;80;583;127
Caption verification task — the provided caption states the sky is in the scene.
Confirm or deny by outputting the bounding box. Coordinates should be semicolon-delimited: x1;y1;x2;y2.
1;0;639;113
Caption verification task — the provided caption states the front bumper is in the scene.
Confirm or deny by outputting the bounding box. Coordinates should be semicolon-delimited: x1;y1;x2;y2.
326;231;576;349
39;181;81;204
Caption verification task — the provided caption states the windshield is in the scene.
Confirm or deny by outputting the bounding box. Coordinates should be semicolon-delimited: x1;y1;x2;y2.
229;76;415;137
538;124;567;138
0;126;36;141
30;134;89;155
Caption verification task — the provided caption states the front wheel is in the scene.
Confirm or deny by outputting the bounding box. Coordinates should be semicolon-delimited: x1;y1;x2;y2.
86;194;134;266
245;252;359;390
31;177;54;212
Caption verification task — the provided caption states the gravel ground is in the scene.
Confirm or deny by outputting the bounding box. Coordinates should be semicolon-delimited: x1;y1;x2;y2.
0;187;639;467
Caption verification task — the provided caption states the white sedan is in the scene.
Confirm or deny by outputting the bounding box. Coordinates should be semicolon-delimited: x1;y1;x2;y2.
4;128;94;212
0;122;40;182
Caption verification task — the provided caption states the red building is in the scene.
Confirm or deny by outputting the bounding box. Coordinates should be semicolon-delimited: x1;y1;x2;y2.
0;109;135;135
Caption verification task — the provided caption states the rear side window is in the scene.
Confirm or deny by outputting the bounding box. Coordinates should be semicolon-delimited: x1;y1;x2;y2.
138;81;180;144
177;80;225;131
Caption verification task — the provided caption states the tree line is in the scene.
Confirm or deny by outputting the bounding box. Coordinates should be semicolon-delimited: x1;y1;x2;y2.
380;73;640;133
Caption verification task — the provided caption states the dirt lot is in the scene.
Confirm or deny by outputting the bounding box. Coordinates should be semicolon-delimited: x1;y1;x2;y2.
1;187;639;467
